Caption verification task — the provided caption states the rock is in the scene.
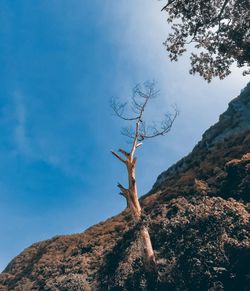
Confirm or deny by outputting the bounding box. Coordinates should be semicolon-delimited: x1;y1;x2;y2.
152;83;250;201
0;83;250;290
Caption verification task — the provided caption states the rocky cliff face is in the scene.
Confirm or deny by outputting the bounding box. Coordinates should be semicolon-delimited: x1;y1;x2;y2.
0;84;250;291
151;83;250;202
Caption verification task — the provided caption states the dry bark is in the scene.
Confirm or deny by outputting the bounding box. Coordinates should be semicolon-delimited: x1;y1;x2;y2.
112;147;156;270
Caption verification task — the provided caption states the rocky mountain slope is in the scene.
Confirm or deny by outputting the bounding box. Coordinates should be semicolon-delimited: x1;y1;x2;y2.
0;83;250;291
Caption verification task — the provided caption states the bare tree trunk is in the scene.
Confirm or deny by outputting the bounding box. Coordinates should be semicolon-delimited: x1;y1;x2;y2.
111;82;177;274
140;226;156;271
113;149;156;272
125;157;156;271
114;152;156;270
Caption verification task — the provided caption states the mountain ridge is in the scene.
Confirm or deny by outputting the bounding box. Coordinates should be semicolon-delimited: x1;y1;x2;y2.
0;83;250;290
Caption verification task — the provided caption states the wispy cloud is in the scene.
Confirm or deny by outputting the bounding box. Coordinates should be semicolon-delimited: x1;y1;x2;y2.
13;91;33;157
10;89;96;183
102;0;249;192
0;0;249;275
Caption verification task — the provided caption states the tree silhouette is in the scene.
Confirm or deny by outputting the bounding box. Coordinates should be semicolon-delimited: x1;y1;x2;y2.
162;0;250;81
111;81;178;271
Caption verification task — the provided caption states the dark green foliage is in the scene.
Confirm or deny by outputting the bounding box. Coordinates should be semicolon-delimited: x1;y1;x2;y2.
150;196;250;290
98;225;139;290
98;196;249;291
1;86;249;290
98;223;158;291
220;156;250;202
162;0;250;81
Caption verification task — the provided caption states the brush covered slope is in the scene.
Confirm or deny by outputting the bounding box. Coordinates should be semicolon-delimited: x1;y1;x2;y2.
0;84;250;291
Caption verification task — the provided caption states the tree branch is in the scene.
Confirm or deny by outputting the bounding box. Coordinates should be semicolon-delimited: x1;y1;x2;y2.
131;121;140;159
131;88;151;157
140;108;179;140
111;82;178;158
216;0;230;22
117;183;130;198
111;98;139;121
111;150;126;163
161;0;176;11
118;148;130;158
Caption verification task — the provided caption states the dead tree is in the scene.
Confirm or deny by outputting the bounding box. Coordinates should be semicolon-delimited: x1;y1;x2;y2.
111;81;178;272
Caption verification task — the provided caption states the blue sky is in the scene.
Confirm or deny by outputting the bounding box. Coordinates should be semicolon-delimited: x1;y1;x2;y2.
0;1;248;271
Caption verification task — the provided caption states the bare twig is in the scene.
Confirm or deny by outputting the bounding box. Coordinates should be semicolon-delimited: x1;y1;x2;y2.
161;0;176;11
111;150;126;163
118;148;130;158
111;98;139;121
111;81;177;272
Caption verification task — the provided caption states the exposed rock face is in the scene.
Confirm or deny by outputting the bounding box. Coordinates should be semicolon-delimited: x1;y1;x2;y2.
152;83;250;202
202;87;250;145
100;196;249;291
0;83;250;290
